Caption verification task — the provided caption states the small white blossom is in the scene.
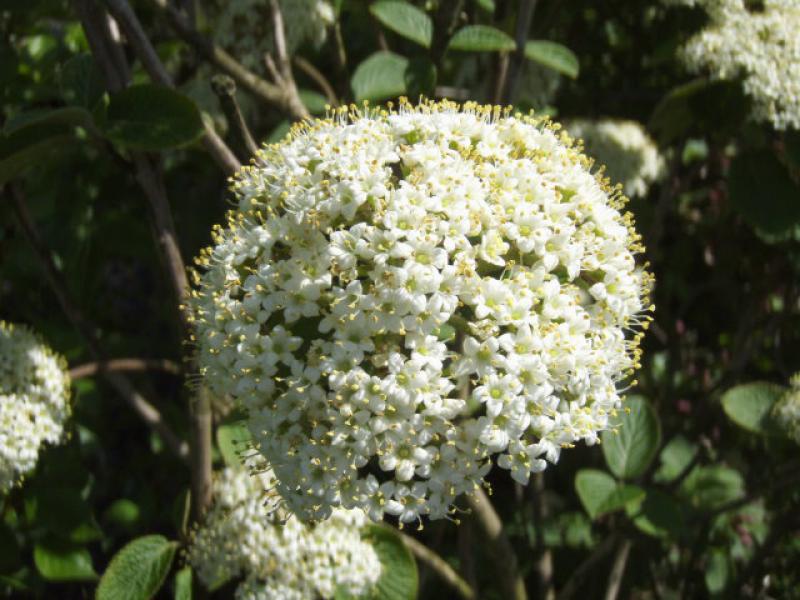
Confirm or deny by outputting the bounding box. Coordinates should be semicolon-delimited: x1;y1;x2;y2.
0;322;71;492
566;119;665;198
676;0;800;130
774;373;800;445
191;100;652;523
187;467;381;599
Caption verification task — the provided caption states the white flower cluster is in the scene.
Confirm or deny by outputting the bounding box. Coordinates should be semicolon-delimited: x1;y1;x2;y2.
679;0;800;130
566;119;665;199
187;467;381;600
191;100;652;523
212;0;334;72
773;373;800;445
0;321;71;492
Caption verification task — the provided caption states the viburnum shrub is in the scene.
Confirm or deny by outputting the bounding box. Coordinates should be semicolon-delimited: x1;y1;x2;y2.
187;465;381;600
190;100;653;523
0;321;71;492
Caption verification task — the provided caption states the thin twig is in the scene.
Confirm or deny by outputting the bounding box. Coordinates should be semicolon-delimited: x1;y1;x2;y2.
556;534;619;600
7;186;189;462
211;75;259;158
604;538;632;600
103;0;240;174
148;0;309;120
398;531;476;600
504;0;537;103
466;487;528;600
293;56;338;106
69;358;182;380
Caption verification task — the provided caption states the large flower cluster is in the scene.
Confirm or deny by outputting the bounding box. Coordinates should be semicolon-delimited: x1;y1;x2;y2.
211;0;334;72
0;321;71;492
566;119;665;198
191;100;652;523
773;373;800;445
187;467;381;600
679;0;800;130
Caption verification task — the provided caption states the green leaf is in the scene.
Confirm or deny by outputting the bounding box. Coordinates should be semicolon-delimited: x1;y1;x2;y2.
681;466;745;511
59;53;105;109
267;120;292;143
602;396;661;480
299;89;328;115
351;52;409;102
523;40;579;78
404;57;437;98
33;540;97;582
625;489;685;539
705;548;730;595
103;499;142;532
102;84;205;151
364;525;418;600
476;0;495;13
216;420;252;468
721;381;785;435
654;435;698;484
574;469;645;519
448;25;516;52
96;535;178;600
370;1;433;48
174;566;192;600
26;486;102;544
4;107;93;135
728;151;800;237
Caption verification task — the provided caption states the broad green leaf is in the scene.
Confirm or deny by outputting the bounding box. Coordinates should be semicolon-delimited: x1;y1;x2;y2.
103;499;142;532
299;89;328;115
404;57;437;98
102;84;205;151
574;469;645;519
448;25;515;52
654;435;697;484
4;107;93;135
59;53;105;109
680;466;744;510
267;120;292;143
728;151;800;237
33;540;97;582
625;489;685;539
721;382;785;435
25;486;102;544
523;40;579;78
351;52;409;102
602;396;661;480
370;1;433;48
476;0;495;12
364;525;418;600
216;420;252;468
96;535;178;600
174;566;192;600
705;548;730;595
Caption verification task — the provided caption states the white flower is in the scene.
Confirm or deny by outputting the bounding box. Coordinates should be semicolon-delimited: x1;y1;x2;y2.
211;0;334;72
773;373;800;445
187;467;381;599
0;321;71;492
675;0;800;130
191;100;652;523
566;119;665;198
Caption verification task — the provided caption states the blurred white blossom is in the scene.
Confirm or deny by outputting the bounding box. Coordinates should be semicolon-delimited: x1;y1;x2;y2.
187;467;381;599
0;321;71;492
190;100;652;524
211;0;334;72
678;0;800;130
566;119;665;198
774;373;800;444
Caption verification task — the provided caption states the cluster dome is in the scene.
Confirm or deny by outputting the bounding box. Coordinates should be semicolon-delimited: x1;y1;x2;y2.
187;467;381;599
191;100;652;523
0;321;71;492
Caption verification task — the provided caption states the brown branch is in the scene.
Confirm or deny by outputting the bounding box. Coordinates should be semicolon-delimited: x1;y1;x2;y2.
7;186;189;462
69;358;181;380
293;56;338;106
466;487;528;600
211;75;259;159
504;0;537;103
103;0;240;175
604;539;632;600
556;534;619;600
398;531;476;600
148;0;309;120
